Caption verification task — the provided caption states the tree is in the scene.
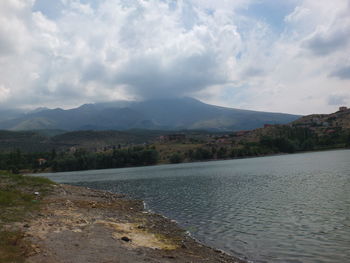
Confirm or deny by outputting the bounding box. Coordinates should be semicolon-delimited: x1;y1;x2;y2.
217;147;227;159
169;153;183;163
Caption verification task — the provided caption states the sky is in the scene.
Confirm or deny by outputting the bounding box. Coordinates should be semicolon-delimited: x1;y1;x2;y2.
0;0;349;114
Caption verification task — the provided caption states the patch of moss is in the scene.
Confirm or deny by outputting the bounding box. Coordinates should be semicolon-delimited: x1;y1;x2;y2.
0;172;54;262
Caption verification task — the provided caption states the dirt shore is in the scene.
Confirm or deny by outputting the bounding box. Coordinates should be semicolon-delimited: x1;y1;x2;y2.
18;183;246;263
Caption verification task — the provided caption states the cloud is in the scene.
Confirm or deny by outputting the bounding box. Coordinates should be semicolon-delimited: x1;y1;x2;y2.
0;0;349;115
0;85;10;102
327;95;349;106
302;26;350;56
241;67;265;78
116;51;225;99
299;0;350;56
1;0;244;108
330;65;350;80
284;6;310;24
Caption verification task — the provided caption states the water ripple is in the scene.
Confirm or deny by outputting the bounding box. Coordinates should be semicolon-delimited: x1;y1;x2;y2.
40;150;350;263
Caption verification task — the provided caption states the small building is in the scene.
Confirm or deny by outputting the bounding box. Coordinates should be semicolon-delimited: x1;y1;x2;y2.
264;124;273;128
339;106;348;112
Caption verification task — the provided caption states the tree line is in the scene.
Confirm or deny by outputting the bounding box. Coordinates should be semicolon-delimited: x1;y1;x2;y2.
0;126;349;173
0;147;158;173
168;127;350;163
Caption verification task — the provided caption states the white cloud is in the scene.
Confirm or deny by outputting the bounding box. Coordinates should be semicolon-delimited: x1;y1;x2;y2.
328;94;349;106
0;0;349;114
284;6;310;24
200;0;350;114
0;85;10;102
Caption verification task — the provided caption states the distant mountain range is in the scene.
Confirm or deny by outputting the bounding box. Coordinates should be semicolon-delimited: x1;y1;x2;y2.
0;97;300;131
0;109;25;122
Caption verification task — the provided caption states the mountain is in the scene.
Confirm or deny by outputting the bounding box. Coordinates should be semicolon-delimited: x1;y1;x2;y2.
0;108;25;122
0;97;300;131
0;130;54;153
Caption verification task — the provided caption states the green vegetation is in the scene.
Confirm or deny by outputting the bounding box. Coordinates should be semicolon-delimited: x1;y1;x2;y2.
0;130;53;153
1;127;349;173
259;126;349;153
0;150;53;174
0;120;349;173
52;147;159;172
0;129;206;153
0;147;159;172
169;153;184;164
0;172;54;262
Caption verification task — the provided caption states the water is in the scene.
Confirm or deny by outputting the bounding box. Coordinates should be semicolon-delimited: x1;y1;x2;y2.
37;150;350;263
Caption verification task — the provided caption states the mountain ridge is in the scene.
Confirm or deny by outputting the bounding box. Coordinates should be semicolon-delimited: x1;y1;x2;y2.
0;97;300;131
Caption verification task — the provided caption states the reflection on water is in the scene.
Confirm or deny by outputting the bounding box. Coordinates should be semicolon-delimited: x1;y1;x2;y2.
38;150;350;263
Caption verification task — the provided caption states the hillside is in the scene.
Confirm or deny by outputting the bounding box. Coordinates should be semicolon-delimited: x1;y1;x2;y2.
0;129;208;153
0;97;300;132
0;130;54;153
291;107;350;129
232;107;350;149
0;108;348;173
0;107;347;155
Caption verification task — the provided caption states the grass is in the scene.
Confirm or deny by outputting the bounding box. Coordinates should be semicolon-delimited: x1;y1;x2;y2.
155;142;203;163
0;171;54;263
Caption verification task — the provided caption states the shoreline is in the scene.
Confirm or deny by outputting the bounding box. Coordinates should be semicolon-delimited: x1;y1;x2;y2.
22;182;247;263
140;199;248;263
30;147;349;175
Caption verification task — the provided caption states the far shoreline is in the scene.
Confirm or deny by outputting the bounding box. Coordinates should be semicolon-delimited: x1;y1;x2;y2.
29;146;350;176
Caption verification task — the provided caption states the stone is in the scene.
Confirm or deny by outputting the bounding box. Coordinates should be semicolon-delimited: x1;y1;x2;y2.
121;236;131;242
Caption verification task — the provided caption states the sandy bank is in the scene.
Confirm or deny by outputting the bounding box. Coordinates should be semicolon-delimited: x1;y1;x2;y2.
21;183;246;263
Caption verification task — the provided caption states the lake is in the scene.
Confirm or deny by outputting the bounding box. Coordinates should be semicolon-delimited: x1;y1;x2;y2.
37;150;350;263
